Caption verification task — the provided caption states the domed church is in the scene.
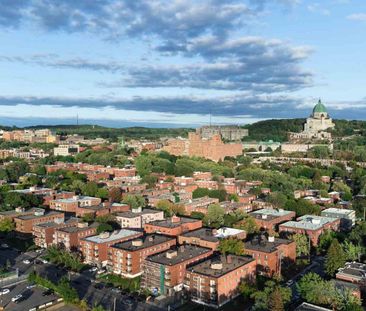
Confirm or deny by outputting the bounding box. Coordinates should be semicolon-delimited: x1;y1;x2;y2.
304;99;335;133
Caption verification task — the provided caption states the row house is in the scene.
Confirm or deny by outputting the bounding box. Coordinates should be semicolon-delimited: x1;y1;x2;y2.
174;184;198;193
174;176;195;186
141;245;213;296
80;229;142;267
279;215;341;246
108;234;176;278
321;208;356;231
237;193;256;204
43;191;75;206
245;235;296;277
193;171;212;180
115;208;164;229
195;180;218;190
14;210;65;234
185;254;256;308
181;197;219;215
33;217;78;248
120;183;147;193
144;216;202;236
54;222;98;250
249;209;296;233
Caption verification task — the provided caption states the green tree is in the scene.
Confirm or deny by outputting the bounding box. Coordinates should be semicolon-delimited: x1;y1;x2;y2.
82;181;99;197
235;215;259;234
218;238;245;256
203;204;225;228
57;276;79;303
325;239;346;276
192;188;209;199
0;218;15;232
291;233;310;257
268;287;284;311
252;281;291;311
156;199;174;217
318;230;337;254
96;188;109;200
342;241;362;261
122;194;145;210
96;223;113;234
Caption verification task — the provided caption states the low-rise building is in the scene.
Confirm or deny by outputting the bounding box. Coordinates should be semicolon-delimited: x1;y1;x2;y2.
219;201;253;214
33;217;78;248
0;207;45;221
295;303;332;311
54;222;99;250
108;234;176;278
336;262;366;286
178;227;246;251
185;254;256;308
14;210;65;234
144;216;202;236
321;208;356;230
182;197;220;215
115;208;164;229
53;144;80;156
279;215;341;246
245;235;296;277
50;196;102;213
249;209;296;233
75;202;129;218
141;245;213;296
80;229;142;266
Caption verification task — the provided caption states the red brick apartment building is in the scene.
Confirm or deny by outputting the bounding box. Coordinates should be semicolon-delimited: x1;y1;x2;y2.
0;207;44;221
43;191;75;206
80;229;142;266
249;209;296;233
115;208;164;229
142;245;213;296
193;171;212;180
185;254;257;308
54;222;99;250
108;234;176;278
75;202;129;218
336;262;366;287
144;216;202;236
219;201;253;214
14;210;65;234
237;193;256;204
33;217;78;248
182;197;219;215
245;235;296;277
279;215;341;246
50;196;102;213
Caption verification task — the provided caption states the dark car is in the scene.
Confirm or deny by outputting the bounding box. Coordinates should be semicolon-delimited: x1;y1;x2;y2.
94;283;104;290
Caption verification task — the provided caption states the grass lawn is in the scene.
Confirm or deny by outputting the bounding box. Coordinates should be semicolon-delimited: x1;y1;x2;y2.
98;273;140;292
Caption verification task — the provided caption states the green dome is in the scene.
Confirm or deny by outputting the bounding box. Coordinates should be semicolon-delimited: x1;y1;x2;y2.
313;99;327;114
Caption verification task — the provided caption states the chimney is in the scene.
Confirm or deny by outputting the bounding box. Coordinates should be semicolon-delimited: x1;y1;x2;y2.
227;255;233;264
262;214;268;219
171;215;181;223
268;236;275;243
166;250;178;259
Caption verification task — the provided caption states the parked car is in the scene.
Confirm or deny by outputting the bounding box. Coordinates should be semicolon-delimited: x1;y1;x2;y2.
39;258;48;264
286;280;294;286
26;283;36;289
0;288;10;295
88;267;98;272
22;259;31;264
11;294;23;302
42;289;54;296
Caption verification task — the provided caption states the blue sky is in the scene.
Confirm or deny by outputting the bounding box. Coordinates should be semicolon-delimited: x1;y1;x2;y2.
0;0;365;127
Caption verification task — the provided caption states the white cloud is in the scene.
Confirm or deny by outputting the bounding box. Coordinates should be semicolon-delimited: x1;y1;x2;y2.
347;13;366;22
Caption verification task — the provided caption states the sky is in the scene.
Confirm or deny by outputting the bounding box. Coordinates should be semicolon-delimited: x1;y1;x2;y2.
0;0;365;127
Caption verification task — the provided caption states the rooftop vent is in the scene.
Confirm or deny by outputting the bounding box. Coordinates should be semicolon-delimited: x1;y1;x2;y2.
77;222;88;228
166;250;177;259
34;210;45;216
211;262;223;270
132;239;143;247
99;232;110;239
171;215;181;223
268;236;275;243
311;218;321;225
262;214;268;220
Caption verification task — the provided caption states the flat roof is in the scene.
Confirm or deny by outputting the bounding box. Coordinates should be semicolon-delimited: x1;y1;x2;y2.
280;215;338;231
146;245;211;266
215;227;245;238
112;234;175;251
187;254;254;278
83;229;140;244
245;236;293;253
250;208;294;219
58;222;98;233
15;211;63;220
116;208;162;219
52;196;98;203
321;208;355;216
180;228;219;242
295;303;331;311
336;262;366;280
148;217;200;228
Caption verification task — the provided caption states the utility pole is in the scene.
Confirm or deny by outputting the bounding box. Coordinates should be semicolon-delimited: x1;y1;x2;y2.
113;297;116;311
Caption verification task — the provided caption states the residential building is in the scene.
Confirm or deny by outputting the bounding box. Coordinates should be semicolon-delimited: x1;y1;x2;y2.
144;216;202;236
108;234;176;278
115;208;164;229
196;125;248;141
49;196;102;213
141;245;213;295
249;209;296;233
245;235;296;277
14;210;65;234
53;144;80;156
185;254;256;308
279;215;341;246
321;208;356;230
54;222;98;250
0;207;45;221
295;303;332;311
219;201;253;214
181;196;219;215
336;262;366;286
80;229;142;266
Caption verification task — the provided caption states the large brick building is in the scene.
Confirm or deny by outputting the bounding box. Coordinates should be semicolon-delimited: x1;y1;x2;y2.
115;208;164;229
141;245;213;296
185;254;256;308
279;215;341;246
108;234;176;278
181;197;219;215
144;216;202;236
249;209;296;233
80;229;142;266
50;196;101;213
245;235;296;277
163;132;242;162
14;210;65;234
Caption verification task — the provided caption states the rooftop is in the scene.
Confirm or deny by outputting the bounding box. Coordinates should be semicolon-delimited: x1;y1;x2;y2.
245;235;293;253
146;245;211;266
187;254;254;278
116;208;162;218
321;208;355;216
58;222;98;233
148;216;201;228
250;208;294;220
180;228;219;242
112;234;175;251
336;262;366;280
34;217;78;228
82;229;140;244
295;302;331;311
280;215;338;231
15;211;63;220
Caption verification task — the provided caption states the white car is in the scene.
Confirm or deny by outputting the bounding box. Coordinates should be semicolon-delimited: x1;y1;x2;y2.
0;288;10;295
97;269;106;275
40;259;48;264
11;294;22;302
89;267;98;272
23;259;31;264
1;243;9;248
26;284;36;289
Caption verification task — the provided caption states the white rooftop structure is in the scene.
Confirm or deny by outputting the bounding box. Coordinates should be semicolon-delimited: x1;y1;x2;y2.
280;215;338;230
250;208;293;217
214;227;245;238
83;229;139;244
